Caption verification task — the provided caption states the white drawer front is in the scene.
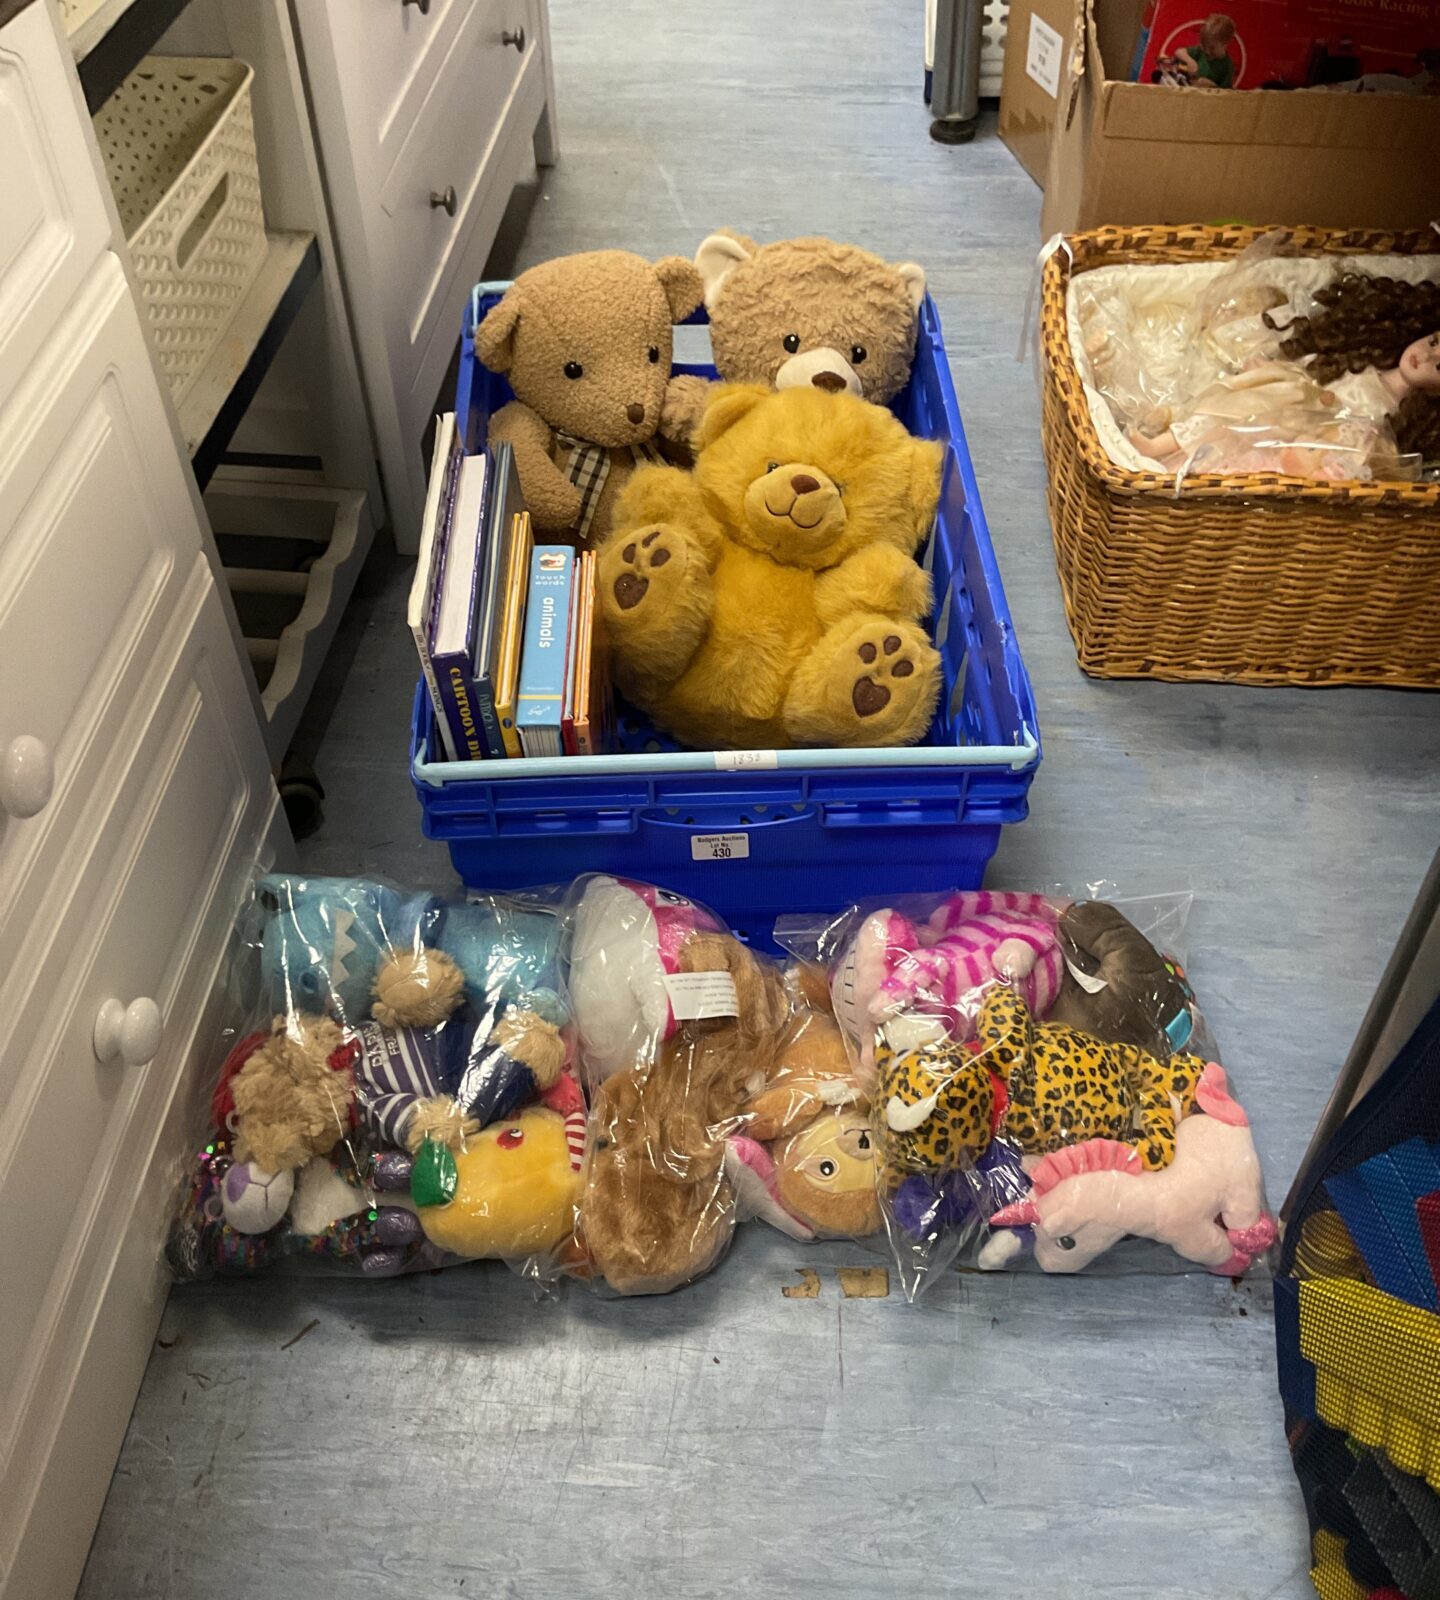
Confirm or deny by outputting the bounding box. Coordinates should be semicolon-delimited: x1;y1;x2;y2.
0;572;269;1501
325;0;472;190
379;0;538;381
0;256;205;992
0;2;111;417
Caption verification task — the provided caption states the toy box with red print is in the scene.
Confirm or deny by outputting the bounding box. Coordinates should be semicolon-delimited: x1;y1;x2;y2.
1131;0;1440;91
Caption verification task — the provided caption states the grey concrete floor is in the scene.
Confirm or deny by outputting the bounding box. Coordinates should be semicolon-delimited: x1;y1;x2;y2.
78;2;1440;1596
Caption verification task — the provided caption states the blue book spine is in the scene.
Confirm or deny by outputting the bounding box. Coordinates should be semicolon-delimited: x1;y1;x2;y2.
433;651;491;760
472;677;504;759
516;547;574;735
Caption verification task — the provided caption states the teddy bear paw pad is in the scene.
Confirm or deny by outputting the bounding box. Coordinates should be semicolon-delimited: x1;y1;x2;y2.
606;527;681;613
853;632;918;718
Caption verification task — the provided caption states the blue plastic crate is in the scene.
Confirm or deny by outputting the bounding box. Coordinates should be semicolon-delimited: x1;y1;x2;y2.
411;285;1040;945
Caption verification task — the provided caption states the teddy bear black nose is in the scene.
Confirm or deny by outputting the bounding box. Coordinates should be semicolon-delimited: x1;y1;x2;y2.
811;371;847;393
791;473;820;494
626;402;645;424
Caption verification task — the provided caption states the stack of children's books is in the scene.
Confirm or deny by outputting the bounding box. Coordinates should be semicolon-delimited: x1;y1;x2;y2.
409;415;613;761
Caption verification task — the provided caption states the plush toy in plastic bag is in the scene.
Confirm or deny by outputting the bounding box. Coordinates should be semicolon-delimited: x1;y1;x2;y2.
169;876;586;1281
559;874;883;1296
778;888;1275;1300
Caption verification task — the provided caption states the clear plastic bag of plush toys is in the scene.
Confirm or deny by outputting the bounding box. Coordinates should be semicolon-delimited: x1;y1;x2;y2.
167;874;587;1281
554;874;883;1297
776;889;1276;1301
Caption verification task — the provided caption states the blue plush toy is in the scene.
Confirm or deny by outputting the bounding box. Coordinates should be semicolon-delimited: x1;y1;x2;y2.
257;875;464;1030
253;879;570;1156
432;894;569;1028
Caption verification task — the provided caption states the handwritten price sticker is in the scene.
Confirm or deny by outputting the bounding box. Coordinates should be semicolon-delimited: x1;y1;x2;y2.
714;750;779;771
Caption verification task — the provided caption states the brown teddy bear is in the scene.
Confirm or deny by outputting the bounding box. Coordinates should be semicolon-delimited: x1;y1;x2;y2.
598;383;944;751
663;231;926;446
1046;900;1199;1057
474;250;704;543
576;929;792;1295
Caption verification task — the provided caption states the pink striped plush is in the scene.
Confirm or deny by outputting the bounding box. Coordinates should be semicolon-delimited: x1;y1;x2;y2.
837;893;1066;1044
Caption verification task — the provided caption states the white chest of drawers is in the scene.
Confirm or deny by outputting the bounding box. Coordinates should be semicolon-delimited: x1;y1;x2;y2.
0;5;278;1595
294;0;559;551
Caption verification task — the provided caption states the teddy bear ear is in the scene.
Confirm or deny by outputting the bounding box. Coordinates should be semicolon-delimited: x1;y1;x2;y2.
896;262;927;314
696;383;770;450
652;255;704;323
474;292;523;374
694;231;755;308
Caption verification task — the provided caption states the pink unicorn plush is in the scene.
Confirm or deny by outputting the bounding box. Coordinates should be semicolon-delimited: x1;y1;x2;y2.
983;1064;1276;1274
829;890;1067;1060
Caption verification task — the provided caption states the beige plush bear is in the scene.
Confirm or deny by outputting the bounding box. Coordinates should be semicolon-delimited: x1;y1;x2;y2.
664;232;927;446
474;250;704;544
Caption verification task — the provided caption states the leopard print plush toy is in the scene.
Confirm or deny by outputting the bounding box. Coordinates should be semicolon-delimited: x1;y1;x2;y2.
874;1023;995;1185
875;987;1207;1188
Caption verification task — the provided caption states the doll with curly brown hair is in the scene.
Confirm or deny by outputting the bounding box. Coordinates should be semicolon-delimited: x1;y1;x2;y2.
1270;273;1440;463
1128;272;1440;477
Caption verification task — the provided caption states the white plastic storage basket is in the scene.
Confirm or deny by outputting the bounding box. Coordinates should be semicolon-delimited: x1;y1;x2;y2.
95;56;267;408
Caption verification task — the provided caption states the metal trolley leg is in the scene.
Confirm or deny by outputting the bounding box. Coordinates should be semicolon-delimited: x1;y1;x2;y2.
930;0;984;144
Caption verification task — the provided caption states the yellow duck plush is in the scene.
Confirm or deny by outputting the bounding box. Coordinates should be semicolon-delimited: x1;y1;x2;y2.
596;385;945;751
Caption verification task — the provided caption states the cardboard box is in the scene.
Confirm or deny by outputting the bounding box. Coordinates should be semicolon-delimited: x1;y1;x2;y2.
1041;0;1440;236
1000;0;1075;185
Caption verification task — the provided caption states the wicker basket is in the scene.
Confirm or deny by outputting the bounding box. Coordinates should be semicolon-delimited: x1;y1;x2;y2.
96;57;268;409
1040;223;1440;688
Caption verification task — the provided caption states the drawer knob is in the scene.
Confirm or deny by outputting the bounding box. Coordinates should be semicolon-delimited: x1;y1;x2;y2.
94;997;163;1067
403;0;431;13
0;734;54;819
429;186;458;217
502;25;525;50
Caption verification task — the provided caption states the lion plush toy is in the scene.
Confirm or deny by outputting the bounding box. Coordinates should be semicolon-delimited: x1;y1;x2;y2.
663;232;926;446
737;1006;882;1239
598;384;944;750
474;250;704;543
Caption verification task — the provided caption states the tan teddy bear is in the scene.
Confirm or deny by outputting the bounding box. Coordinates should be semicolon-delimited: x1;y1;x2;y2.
474;250;704;544
229;1014;355;1174
663;232;927;446
598;383;944;751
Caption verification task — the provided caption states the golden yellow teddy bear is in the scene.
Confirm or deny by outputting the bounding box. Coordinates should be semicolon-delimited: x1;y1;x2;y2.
597;385;945;751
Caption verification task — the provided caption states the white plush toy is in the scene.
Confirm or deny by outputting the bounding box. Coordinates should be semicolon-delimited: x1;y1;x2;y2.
982;1063;1276;1274
567;876;723;1087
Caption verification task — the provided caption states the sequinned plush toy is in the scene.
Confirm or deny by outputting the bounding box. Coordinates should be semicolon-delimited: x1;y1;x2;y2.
876;987;1210;1187
169;1147;428;1279
598;384;944;751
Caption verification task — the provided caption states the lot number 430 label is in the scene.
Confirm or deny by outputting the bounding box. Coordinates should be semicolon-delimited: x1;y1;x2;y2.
691;832;750;861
